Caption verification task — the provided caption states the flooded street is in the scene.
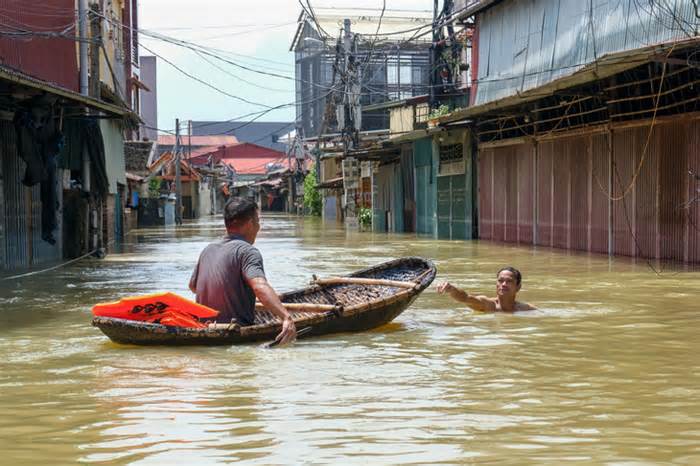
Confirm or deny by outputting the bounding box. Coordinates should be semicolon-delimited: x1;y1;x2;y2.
1;214;699;464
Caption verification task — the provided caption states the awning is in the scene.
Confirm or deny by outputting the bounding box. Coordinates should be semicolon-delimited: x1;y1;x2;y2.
438;37;700;125
317;177;343;189
346;145;401;161
253;178;284;188
0;65;129;117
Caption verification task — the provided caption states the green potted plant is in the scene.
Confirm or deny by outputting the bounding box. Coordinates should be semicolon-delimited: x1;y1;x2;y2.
358;207;372;231
427;104;450;128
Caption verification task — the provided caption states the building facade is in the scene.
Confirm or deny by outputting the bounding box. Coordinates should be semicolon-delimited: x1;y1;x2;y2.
291;8;433;139
438;0;700;263
0;0;138;271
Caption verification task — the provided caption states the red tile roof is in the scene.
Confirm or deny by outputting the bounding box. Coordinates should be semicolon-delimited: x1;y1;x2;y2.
184;145;221;160
189;143;290;175
218;157;291;175
157;135;238;146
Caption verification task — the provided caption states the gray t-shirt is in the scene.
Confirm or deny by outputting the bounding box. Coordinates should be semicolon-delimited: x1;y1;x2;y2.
189;234;266;325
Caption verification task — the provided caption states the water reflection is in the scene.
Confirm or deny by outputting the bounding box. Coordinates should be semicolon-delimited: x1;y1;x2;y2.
0;213;698;464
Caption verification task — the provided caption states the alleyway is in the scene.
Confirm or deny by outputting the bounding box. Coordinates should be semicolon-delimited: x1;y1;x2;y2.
0;215;698;463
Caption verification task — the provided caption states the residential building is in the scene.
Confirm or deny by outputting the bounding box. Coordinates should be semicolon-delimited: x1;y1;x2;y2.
437;0;700;263
0;0;134;270
290;8;433;139
189;142;293;211
139;56;158;141
189;143;291;184
156;134;239;157
190;121;292;152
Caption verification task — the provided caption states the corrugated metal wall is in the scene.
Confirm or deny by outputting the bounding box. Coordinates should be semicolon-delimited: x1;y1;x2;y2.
401;145;416;232
478;117;700;263
414;137;436;235
372;163;389;232
100;120;126;195
478;146;494;240
687;121;700;263
474;0;696;105
0;133;4;269
0;121;62;270
369;161;405;233
480;144;536;244
391;162;404;233
0;0;79;91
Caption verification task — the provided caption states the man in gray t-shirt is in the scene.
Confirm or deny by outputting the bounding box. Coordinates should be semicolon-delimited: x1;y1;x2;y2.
189;198;296;345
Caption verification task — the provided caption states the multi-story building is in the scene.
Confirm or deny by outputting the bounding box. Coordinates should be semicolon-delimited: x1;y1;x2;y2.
290;8;433;139
0;0;139;270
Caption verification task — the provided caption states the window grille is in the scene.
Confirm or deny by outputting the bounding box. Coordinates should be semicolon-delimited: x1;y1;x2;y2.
439;144;463;164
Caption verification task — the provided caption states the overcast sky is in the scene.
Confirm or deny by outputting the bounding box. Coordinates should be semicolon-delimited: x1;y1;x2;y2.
140;1;434;132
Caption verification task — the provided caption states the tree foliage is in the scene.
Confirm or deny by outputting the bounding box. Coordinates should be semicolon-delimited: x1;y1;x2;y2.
303;166;322;216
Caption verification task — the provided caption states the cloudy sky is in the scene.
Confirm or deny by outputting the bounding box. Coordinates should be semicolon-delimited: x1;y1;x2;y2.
140;0;434;132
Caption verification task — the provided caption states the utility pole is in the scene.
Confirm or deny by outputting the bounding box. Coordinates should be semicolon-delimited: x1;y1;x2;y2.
340;19;361;153
429;0;439;109
89;4;101;99
174;119;183;225
188;120;192;159
78;0;89;96
339;19;362;227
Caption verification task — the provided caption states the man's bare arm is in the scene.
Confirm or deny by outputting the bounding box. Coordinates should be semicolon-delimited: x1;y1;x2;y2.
247;277;297;345
189;260;200;294
436;282;497;312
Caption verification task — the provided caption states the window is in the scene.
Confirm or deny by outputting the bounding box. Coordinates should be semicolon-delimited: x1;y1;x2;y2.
439;144;463;164
387;64;398;85
400;65;412;85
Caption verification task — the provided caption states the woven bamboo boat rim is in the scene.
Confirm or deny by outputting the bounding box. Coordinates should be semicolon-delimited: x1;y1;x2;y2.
255;302;339;312
311;276;418;289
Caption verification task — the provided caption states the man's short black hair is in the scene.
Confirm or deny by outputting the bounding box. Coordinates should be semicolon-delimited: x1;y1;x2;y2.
224;197;258;229
497;266;522;286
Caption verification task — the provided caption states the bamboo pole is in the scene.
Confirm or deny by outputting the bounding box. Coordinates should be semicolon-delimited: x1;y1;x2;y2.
312;277;417;289
255;302;339;312
207;323;240;331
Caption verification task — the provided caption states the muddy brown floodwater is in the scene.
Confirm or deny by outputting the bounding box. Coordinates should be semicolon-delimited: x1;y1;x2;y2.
1;214;699;464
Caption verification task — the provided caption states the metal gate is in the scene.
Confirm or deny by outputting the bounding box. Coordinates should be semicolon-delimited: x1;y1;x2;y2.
1;121;61;269
437;174;469;240
414;138;435;235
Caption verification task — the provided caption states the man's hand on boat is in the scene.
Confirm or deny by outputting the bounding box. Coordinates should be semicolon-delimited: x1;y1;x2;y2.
249;277;298;346
274;316;297;346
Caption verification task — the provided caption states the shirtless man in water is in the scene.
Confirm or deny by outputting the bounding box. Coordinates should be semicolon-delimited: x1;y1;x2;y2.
436;267;537;312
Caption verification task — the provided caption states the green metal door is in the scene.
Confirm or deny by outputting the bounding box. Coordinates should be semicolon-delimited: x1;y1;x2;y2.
392;164;404;232
437;174;469;240
451;175;468;240
414;137;437;236
437;176;451;239
415;166;431;234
